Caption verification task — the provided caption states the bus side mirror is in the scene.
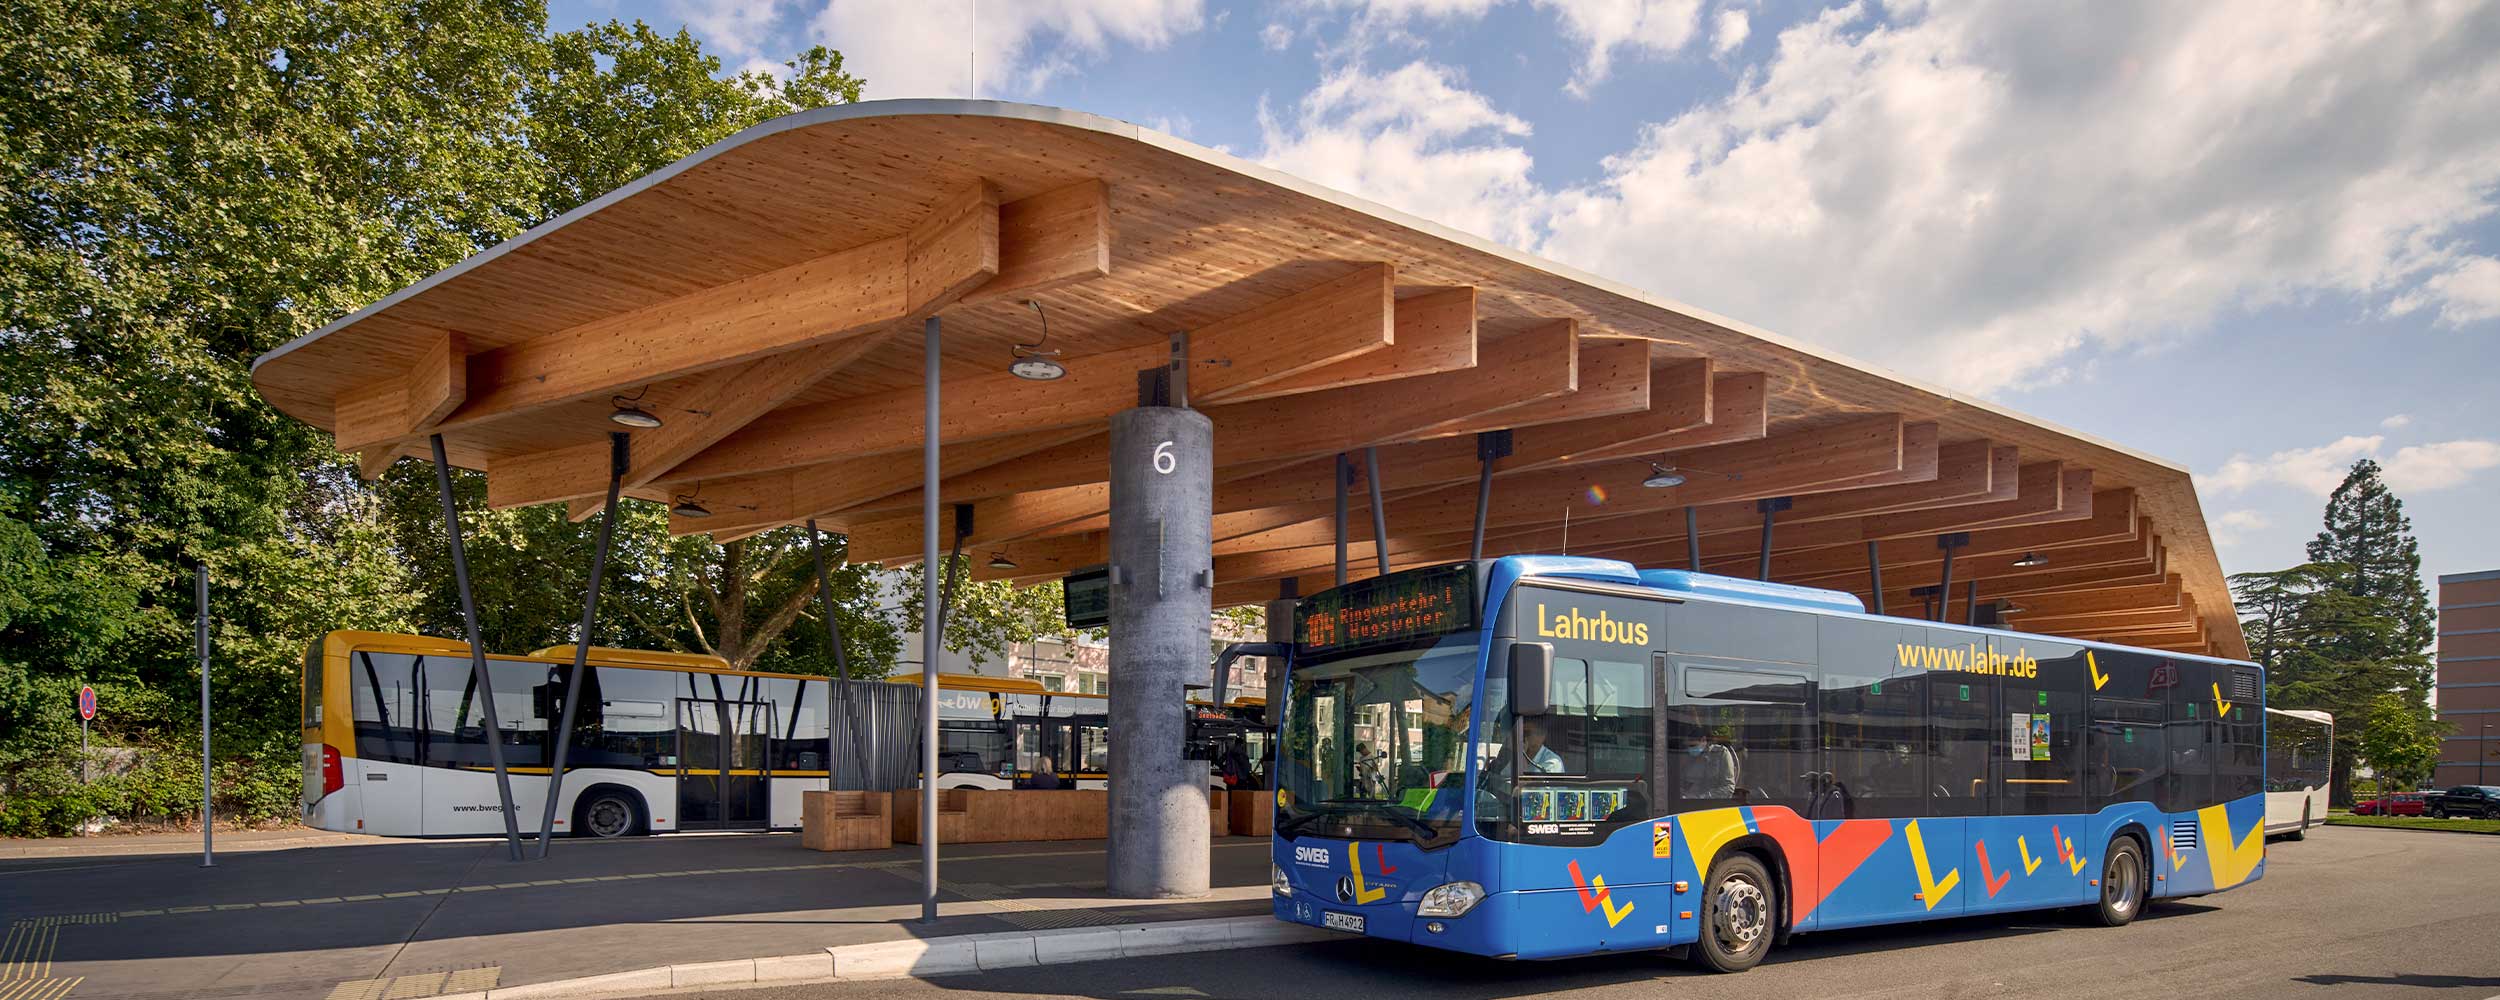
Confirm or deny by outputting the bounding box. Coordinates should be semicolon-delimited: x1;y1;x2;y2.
1511;642;1555;716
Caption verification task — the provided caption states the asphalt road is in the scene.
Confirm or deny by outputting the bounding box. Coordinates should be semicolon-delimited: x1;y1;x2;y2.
665;826;2500;1000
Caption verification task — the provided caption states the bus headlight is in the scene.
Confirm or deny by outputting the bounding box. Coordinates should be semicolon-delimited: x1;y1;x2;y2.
1416;881;1484;917
1272;863;1292;896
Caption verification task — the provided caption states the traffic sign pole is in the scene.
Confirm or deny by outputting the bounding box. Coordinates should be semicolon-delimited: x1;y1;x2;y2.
78;685;97;784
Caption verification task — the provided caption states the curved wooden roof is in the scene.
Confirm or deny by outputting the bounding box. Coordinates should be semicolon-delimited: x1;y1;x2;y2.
253;100;2245;659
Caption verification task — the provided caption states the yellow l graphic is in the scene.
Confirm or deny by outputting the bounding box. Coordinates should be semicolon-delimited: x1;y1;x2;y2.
2087;651;2109;691
2018;836;2044;875
1904;820;1961;911
2212;682;2232;718
1348;842;1386;904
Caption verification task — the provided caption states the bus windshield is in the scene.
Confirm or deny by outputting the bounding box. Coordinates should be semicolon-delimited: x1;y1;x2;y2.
1278;639;1478;848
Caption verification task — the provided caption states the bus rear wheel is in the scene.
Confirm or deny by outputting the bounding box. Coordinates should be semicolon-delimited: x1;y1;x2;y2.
1693;853;1776;973
2284;804;2309;841
574;789;643;839
2087;836;2146;927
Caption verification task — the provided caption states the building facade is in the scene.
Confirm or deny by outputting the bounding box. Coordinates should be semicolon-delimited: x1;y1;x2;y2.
2435;569;2500;789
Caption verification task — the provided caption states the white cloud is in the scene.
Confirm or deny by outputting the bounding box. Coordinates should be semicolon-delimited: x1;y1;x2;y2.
1710;7;1748;56
667;0;786;63
2202;433;2500;498
2381;413;2414;429
1255;61;1548;246
2394;255;2500;326
1532;0;2500;393
1261;21;1295;50
2202;435;2385;498
2212;509;2272;545
1533;0;1706;94
810;0;1205;98
2383;439;2500;493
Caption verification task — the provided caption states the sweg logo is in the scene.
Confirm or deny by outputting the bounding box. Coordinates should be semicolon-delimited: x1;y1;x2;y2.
1535;604;1649;646
1293;845;1332;867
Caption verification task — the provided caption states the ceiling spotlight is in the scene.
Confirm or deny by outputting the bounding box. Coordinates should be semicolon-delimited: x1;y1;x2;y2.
1641;463;1687;489
987;552;1019;570
1010;299;1067;381
2011;551;2048;568
609;390;664;428
671;495;712;518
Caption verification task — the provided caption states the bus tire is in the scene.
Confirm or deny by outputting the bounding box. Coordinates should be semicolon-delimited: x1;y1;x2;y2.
2284;804;2309;841
2088;836;2147;927
1693;853;1776;973
573;787;644;839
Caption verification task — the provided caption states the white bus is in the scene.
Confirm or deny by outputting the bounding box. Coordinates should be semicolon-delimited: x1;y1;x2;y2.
2264;707;2334;839
300;631;1273;837
300;631;853;837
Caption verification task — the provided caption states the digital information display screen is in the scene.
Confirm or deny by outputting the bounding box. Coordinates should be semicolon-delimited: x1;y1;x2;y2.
1063;565;1111;630
1297;562;1477;657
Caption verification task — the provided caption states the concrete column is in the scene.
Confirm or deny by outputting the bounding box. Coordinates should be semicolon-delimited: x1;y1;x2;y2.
1107;404;1213;899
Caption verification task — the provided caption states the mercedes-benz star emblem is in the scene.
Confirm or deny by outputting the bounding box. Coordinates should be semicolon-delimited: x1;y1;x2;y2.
1335;876;1355;903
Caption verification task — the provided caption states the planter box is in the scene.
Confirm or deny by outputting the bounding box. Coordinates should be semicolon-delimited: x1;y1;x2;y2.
801;790;892;852
1225;789;1271;837
890;788;1236;844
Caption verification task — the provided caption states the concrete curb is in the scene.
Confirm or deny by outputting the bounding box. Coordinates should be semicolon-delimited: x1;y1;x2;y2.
2321;820;2500;837
435;914;1330;998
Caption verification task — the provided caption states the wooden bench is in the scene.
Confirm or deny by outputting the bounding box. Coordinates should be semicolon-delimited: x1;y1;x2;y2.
800;790;892;852
1225;789;1271;837
889;788;1240;844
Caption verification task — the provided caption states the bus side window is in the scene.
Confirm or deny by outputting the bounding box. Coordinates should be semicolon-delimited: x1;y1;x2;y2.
1669;658;1813;814
2089;697;2164;806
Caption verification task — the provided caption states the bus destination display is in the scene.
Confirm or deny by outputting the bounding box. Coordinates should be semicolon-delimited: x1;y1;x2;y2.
1298;562;1476;656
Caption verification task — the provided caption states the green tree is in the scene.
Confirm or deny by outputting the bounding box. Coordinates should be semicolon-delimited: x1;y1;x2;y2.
0;0;867;833
2352;692;2445;793
2305;459;2436;657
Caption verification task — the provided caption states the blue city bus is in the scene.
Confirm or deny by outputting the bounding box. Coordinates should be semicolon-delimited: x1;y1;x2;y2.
1269;557;2266;972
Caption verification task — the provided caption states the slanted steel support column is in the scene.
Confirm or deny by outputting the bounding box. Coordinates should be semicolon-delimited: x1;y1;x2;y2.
1333;453;1351;587
1469;431;1510;562
429;434;524;861
1966;579;1982;627
535;431;628;858
808;520;868;790
1107;360;1214;899
1866;541;1886;616
918;315;941;923
1363;448;1389;577
936;503;972;639
1685;507;1702;571
1934;532;1969;623
1755;497;1792;581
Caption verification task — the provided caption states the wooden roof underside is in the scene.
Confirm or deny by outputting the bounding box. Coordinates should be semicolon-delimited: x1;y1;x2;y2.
252;100;2246;660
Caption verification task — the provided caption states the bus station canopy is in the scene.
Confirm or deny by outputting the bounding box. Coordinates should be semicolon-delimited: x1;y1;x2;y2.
251;100;2247;660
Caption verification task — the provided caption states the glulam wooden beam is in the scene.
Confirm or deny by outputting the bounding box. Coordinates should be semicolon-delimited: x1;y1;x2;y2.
336;331;467;459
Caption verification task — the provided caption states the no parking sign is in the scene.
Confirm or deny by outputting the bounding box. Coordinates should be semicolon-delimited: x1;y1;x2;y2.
78;685;97;720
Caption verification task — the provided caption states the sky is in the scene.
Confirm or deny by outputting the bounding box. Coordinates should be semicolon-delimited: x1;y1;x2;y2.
550;0;2500;601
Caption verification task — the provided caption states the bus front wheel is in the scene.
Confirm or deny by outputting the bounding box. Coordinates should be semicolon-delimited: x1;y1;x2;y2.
1693;853;1776;973
2284;804;2309;841
574;788;644;838
2087;836;2146;927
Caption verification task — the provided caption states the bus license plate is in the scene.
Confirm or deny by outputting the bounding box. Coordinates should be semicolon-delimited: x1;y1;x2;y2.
1322;911;1364;933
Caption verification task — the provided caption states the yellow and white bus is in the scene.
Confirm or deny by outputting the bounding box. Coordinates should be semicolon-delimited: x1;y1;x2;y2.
301;631;1278;836
299;630;854;837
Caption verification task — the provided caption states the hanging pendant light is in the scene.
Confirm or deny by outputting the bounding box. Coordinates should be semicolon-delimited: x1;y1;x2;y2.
609;388;664;429
2011;551;2048;568
987;552;1019;570
1641;463;1687;489
1009;299;1067;380
671;494;712;518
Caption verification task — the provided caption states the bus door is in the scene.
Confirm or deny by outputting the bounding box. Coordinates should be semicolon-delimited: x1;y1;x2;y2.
676;698;773;829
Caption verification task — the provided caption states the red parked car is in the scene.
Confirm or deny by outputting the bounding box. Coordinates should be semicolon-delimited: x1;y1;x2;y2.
2353;791;2431;816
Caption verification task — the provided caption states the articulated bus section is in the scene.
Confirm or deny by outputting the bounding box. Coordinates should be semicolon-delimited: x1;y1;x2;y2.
1269;557;2270;972
300;631;1273;838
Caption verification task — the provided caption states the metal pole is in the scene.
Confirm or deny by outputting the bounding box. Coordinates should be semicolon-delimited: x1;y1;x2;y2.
1333;453;1349;587
1685;507;1701;572
197;565;213;867
1966;579;1981;627
919;315;941;924
1468;431;1507;562
81;714;89;785
535;433;627;858
1755;498;1790;581
1363;447;1389;577
1935;538;1958;624
430;434;525;861
1866;541;1885;616
809;520;863;791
